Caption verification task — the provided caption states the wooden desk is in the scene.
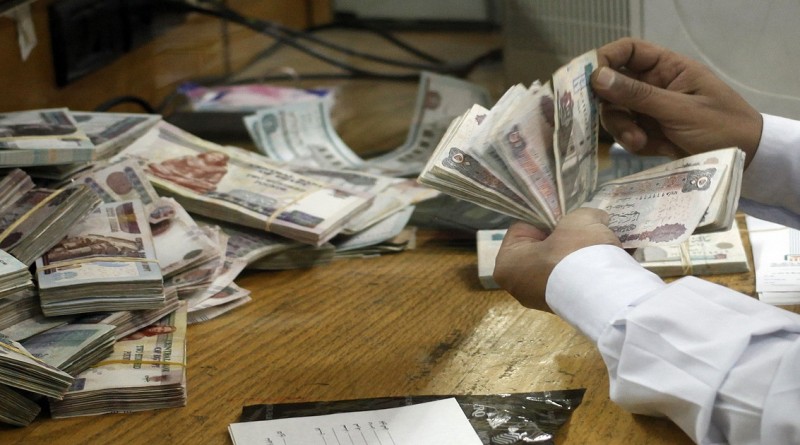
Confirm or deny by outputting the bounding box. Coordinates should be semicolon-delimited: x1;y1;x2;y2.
0;29;795;445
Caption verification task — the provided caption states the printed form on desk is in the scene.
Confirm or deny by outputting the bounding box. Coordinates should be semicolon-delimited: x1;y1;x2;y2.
746;214;800;305
228;398;483;445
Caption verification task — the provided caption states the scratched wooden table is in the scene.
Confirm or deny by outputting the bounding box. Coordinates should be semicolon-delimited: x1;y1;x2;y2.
2;28;795;445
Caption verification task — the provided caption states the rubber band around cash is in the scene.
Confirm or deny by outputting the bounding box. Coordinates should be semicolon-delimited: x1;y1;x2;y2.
38;256;160;272
678;241;693;275
264;189;318;232
91;359;185;368
0;187;67;245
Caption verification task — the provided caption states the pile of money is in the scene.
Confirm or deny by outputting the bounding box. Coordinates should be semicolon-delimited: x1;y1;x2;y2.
50;303;187;418
419;50;745;249
35;200;165;316
0;168;35;210
0;184;102;266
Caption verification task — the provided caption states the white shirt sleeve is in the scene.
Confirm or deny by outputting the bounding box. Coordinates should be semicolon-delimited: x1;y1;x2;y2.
738;113;800;229
547;245;800;444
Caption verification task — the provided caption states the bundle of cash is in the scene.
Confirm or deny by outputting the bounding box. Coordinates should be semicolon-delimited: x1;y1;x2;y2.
36;200;165;316
419;50;745;248
0;383;41;426
0;334;74;399
0;168;35;212
1;312;74;342
50;303;187;418
72;111;161;161
0;109;94;167
0;248;33;299
21;323;116;376
0;289;39;331
633;218;750;278
290;167;412;235
207;218;299;265
113;122;372;245
0;184;101;266
74;286;180;340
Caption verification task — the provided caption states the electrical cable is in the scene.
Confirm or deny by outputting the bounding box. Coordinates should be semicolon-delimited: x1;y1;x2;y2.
93;95;157;113
157;1;501;82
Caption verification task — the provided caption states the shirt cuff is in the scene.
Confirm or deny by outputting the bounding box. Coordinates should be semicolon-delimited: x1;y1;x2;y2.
545;244;666;343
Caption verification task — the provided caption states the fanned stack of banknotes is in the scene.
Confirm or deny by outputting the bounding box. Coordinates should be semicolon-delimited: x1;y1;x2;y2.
0;72;493;425
419;50;745;249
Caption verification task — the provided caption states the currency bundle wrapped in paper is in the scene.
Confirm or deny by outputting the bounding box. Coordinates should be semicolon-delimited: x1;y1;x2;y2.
0;108;94;167
36;200;165;316
113;122;372;246
21;323;116;376
419;50;745;248
49;302;188;418
0;184;102;266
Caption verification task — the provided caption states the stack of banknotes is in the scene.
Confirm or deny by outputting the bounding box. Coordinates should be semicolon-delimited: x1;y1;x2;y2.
35;200;166;316
49;303;187;418
0;69;505;425
419;50;745;249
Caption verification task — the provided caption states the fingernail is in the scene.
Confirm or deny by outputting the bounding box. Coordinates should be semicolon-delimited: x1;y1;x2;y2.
595;67;615;89
620;131;635;150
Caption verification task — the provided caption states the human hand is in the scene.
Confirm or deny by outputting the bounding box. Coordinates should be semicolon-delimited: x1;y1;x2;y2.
493;208;621;312
591;38;762;166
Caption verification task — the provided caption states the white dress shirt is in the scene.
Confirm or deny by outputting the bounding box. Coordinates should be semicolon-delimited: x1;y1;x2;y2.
546;114;800;444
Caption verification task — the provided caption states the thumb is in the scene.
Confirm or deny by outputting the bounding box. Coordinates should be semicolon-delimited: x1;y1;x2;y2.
591;67;678;120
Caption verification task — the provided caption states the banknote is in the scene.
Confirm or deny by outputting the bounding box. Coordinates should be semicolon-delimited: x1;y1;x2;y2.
21;323;116;376
246;99;366;170
181;82;333;111
552;50;600;214
492;83;561;226
71;111;161;160
114;122;371;245
476;229;506;290
366;71;493;177
0;108;94;167
50;302;187;418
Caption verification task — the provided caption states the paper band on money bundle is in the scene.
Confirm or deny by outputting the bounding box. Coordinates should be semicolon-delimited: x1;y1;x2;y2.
49;302;187;418
114;121;372;246
36;200;166;317
418;49;744;249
